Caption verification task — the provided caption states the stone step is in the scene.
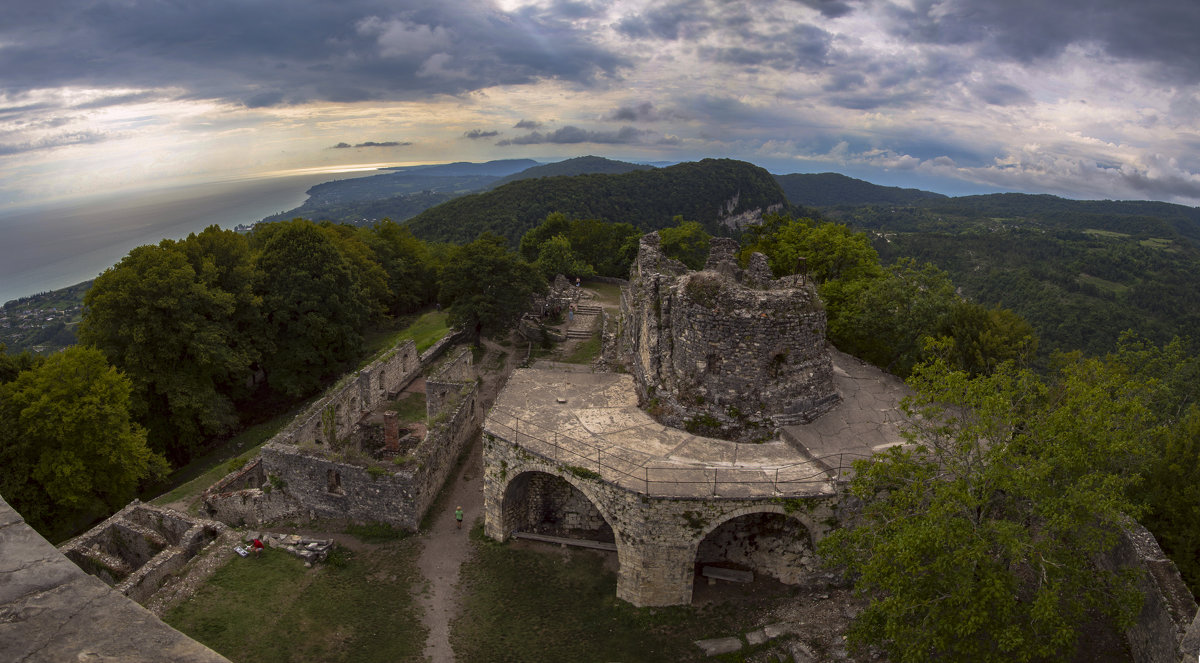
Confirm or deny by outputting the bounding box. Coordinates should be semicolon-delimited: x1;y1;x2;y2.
575;305;602;314
566;330;596;339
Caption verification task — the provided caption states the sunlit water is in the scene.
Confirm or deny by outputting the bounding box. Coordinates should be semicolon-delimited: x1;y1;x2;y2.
0;171;374;305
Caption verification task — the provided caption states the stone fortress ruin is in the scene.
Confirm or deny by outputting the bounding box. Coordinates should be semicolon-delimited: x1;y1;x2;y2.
6;230;1200;662
483;232;906;606
621;233;840;441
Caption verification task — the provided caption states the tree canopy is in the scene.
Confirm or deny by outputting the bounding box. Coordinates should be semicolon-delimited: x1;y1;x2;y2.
820;350;1154;662
439;233;545;343
0;346;166;538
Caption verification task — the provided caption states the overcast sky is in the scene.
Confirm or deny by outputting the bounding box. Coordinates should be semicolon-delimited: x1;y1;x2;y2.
2;0;1199;208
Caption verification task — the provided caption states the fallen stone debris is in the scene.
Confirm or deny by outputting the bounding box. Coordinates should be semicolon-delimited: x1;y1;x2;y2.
242;532;335;566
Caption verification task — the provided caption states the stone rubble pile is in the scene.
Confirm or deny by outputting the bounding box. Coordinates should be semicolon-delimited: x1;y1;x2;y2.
244;532;335;565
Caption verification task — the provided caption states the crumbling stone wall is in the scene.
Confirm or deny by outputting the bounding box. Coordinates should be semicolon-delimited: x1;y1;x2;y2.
204;340;482;531
274;339;422;448
620;233;839;441
503;471;614;541
695;512;818;585
59;502;225;605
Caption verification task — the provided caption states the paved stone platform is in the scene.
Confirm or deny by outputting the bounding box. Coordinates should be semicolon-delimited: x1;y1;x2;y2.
0;496;229;663
485;348;910;498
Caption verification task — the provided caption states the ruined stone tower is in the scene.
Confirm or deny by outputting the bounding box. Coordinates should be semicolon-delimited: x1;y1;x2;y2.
619;232;839;441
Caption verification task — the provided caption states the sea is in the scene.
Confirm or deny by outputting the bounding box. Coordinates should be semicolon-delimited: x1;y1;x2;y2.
0;171;373;306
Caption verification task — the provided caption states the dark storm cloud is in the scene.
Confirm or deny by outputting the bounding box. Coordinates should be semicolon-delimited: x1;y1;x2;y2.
605;102;682;123
883;0;1200;82
496;125;651;146
790;0;856;18
972;82;1032;107
0;0;630;107
330;141;411;148
463;129;500;139
514;119;544;129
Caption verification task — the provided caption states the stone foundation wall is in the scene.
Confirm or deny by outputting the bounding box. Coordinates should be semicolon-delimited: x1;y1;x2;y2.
207;373;482;531
58;502;226;605
620;234;839;442
504;472;614;540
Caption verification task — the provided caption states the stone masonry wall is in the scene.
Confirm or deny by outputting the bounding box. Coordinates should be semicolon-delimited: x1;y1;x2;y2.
483;436;841;606
621;233;839;441
207;370;481;531
274;339;421;448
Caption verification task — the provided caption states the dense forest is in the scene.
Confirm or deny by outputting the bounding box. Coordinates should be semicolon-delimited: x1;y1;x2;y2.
404;158;793;245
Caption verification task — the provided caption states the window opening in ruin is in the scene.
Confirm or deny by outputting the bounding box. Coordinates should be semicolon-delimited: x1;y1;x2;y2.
706;353;721;373
503;471;615;544
327;469;344;495
694;512;812;588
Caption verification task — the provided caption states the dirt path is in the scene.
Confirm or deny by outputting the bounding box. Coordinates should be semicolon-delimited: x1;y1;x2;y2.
413;338;518;662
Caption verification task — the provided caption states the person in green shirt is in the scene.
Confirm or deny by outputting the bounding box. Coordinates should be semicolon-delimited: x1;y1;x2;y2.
455;506;464;529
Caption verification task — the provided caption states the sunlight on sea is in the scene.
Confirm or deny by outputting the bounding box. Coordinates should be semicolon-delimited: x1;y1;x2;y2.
0;169;383;305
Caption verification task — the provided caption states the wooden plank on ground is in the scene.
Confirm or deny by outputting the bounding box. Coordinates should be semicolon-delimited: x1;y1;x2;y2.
701;566;753;583
511;531;617;551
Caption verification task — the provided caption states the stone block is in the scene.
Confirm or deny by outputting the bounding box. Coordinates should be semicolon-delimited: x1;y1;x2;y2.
694;637;743;656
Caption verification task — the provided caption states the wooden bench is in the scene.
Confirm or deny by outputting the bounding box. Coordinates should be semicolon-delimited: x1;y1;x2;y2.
701;566;753;584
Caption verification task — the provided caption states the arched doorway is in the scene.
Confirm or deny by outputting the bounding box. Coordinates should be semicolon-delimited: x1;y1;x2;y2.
694;511;815;586
500;471;615;544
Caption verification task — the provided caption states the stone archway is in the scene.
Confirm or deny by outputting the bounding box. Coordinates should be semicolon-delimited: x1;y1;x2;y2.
496;470;616;544
691;507;818;588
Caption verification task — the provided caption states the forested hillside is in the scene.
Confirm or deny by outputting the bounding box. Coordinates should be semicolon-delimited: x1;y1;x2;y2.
404;158;792;245
774;172;947;207
799;194;1200;360
487;155;653;189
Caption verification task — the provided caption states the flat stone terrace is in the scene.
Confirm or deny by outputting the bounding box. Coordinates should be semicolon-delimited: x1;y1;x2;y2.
485;351;909;500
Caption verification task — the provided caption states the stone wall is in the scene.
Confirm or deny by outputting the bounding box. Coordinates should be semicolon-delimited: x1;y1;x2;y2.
620;233;839;441
204;339;482;531
695;512;817;585
58;501;226;605
483;437;841;606
1094;520;1199;663
2;496;230;662
273;339;422;448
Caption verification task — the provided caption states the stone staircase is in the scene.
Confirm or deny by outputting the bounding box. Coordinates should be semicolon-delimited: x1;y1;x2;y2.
566;305;602;339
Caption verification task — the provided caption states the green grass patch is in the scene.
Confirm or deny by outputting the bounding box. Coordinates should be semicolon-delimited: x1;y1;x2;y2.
586;281;623;306
148;409;296;508
1076;273;1130;294
344;521;410;544
388;391;426;424
166;543;424;663
561;333;601;365
450;526;788;662
397;311;450;353
1140;237;1174;249
1084;229;1131;238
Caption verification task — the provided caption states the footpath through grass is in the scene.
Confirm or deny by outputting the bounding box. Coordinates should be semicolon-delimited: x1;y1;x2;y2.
166;542;425;663
450;526;787;662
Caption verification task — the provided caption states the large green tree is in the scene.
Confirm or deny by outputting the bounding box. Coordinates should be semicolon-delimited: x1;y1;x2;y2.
439;233;545;343
80;228;261;462
0;346;166;537
365;220;438;314
658;217;711;270
253;219;370;398
820;353;1153;662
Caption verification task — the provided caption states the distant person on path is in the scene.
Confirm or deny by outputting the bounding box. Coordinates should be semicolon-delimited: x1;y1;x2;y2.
575;277;581;287
251;538;264;557
455;506;464;529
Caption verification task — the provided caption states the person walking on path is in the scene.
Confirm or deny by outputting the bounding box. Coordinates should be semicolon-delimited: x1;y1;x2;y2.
455;506;464;529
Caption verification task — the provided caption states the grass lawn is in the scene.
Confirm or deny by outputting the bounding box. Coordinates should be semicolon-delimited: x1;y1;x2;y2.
166;543;425;663
451;527;793;662
389;391;427;424
586;281;623;306
561;333;602;365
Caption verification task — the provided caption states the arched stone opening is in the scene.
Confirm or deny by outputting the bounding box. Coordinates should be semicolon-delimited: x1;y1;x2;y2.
500;471;615;544
693;511;816;586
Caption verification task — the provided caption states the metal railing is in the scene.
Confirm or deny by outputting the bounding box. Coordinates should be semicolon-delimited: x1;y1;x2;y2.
485;407;872;498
